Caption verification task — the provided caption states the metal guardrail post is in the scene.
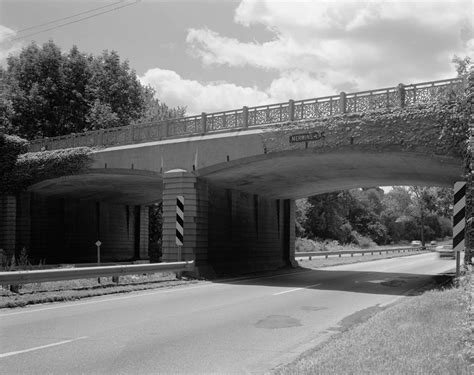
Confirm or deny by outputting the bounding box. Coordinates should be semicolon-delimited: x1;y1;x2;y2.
288;99;295;121
339;92;347;113
201;112;207;133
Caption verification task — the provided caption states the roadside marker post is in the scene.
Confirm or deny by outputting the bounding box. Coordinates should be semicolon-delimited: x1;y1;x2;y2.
176;196;184;277
95;240;102;283
95;240;102;264
453;182;466;277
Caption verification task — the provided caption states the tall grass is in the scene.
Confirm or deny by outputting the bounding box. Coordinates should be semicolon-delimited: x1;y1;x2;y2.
275;284;471;374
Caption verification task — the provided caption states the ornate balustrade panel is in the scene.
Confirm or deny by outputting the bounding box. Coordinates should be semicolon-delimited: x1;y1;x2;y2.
294;96;340;120
208;109;244;131
405;78;463;106
101;126;130;146
168;115;202;137
132;122;163;143
27;77;465;151
248;103;290;126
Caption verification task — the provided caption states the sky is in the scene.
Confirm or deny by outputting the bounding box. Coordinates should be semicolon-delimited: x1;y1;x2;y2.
0;0;472;115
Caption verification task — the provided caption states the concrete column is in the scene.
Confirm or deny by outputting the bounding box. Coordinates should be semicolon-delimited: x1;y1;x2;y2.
284;199;297;267
139;205;149;260
0;195;17;256
15;193;31;253
162;169;211;276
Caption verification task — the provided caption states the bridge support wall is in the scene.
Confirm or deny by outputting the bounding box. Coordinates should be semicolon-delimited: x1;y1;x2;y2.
161;171;295;277
1;194;149;264
0;196;17;257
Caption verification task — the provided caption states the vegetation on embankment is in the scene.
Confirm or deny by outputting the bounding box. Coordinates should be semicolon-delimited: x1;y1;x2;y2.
0;273;203;309
275;269;473;375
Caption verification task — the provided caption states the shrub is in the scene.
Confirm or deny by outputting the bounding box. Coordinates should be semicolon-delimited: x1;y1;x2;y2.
352;232;377;248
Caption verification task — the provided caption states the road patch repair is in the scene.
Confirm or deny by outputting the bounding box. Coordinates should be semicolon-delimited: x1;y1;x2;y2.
255;315;303;329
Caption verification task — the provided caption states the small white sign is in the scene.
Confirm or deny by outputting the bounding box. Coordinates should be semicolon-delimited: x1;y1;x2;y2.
95;240;102;247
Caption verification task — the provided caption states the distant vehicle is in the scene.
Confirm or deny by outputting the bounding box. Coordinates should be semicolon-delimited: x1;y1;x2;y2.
410;240;422;247
435;245;455;259
430;241;437;246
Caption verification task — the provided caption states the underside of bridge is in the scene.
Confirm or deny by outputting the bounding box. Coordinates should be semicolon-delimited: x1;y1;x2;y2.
0;170;162;265
199;148;462;199
0;146;464;277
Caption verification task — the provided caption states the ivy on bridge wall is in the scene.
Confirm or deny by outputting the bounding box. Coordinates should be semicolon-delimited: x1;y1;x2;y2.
261;86;469;159
0;133;92;195
466;69;474;263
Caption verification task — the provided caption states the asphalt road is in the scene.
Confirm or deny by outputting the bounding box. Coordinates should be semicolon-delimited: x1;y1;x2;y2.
0;252;456;374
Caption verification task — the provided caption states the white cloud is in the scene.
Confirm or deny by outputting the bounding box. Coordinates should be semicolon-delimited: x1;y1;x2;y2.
140;68;271;114
141;0;473;114
188;0;473;91
0;25;22;66
140;68;350;114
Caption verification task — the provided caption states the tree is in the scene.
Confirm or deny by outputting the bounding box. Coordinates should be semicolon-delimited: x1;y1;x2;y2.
451;55;472;76
2;41;184;139
135;86;186;125
302;186;452;246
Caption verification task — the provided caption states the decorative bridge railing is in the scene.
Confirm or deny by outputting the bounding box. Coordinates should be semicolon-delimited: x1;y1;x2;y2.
29;77;464;152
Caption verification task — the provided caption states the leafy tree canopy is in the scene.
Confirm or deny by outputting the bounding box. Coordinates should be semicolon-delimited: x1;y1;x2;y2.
299;186;453;246
0;41;185;139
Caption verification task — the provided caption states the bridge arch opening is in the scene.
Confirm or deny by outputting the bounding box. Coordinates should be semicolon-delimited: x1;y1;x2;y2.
198;147;463;200
17;169;163;264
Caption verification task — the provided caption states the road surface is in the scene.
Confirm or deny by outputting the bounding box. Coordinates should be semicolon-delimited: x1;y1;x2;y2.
0;252;456;374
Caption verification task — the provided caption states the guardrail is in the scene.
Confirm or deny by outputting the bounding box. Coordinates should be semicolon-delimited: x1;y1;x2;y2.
295;246;433;259
28;77;465;152
0;260;194;285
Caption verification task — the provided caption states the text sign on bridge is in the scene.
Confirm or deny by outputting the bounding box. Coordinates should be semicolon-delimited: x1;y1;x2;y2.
289;131;325;143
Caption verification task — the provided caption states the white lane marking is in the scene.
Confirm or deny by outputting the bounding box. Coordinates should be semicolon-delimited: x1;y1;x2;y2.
273;283;321;296
0;270;316;317
0;336;87;358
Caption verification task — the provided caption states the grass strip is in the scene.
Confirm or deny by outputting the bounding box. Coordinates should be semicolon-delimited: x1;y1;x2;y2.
0;275;202;309
275;281;472;375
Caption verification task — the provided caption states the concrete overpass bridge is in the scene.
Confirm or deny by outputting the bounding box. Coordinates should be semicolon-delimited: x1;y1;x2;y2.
2;76;471;276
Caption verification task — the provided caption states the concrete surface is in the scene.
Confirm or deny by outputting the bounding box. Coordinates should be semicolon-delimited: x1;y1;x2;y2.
0;252;456;374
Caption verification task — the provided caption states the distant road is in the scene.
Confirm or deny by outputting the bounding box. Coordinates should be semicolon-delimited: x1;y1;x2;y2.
0;253;456;374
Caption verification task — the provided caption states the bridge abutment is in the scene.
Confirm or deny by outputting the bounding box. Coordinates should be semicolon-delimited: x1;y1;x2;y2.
0;193;149;264
161;170;296;277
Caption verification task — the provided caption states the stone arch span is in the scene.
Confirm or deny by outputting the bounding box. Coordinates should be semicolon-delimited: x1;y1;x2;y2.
198;145;463;199
23;169;162;263
29;168;163;205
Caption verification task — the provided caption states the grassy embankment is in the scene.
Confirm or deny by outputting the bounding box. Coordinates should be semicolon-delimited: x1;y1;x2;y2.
275;269;473;375
0;273;202;308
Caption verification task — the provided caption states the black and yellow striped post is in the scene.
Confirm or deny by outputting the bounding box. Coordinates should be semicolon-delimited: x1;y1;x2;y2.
176;196;184;261
453;182;466;276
